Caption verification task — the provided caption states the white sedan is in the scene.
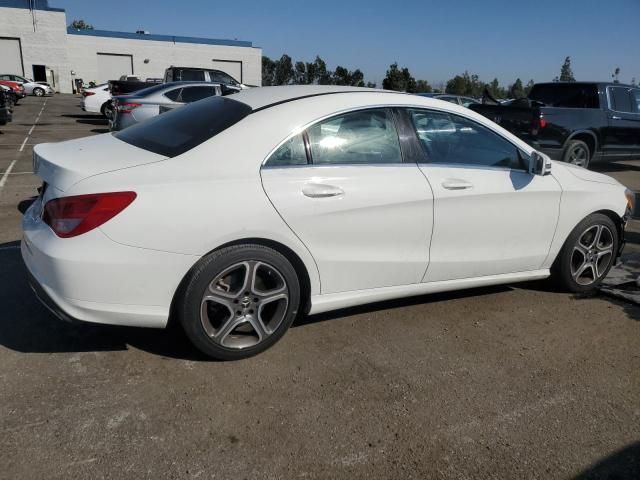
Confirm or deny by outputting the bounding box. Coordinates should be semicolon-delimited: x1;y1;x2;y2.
81;83;112;117
22;86;634;360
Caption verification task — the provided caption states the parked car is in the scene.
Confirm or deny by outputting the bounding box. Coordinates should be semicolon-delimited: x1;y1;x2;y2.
110;81;238;131
164;66;249;88
23;86;633;360
108;78;158;96
0;80;25;104
470;82;640;168
0;74;54;96
81;83;113;118
0;87;13;125
416;92;478;107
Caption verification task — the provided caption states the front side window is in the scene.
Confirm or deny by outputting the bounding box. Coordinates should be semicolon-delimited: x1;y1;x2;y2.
180;86;218;103
266;134;308;167
633;89;640;114
407;109;523;170
609;87;633;113
212;71;238;85
306;109;402;165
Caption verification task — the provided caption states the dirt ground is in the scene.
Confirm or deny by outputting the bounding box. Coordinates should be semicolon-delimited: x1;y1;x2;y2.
0;95;638;479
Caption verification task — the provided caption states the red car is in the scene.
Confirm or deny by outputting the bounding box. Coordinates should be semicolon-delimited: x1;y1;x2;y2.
0;80;26;105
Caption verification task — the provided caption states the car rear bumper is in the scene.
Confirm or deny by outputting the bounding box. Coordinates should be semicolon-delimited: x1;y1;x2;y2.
21;200;198;329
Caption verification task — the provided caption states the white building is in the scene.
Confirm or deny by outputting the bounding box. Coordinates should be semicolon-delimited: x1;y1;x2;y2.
0;0;262;93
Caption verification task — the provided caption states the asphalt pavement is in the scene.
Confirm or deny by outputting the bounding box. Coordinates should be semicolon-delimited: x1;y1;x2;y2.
0;95;638;479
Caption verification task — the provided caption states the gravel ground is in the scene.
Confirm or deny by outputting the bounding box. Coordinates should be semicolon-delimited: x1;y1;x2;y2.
0;95;638;480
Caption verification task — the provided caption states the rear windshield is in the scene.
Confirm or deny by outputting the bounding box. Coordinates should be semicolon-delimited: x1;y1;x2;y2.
528;84;599;108
114;96;252;157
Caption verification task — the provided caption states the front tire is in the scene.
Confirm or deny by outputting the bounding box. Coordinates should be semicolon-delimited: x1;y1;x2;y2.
178;244;301;360
552;213;618;293
563;139;591;168
33;87;44;97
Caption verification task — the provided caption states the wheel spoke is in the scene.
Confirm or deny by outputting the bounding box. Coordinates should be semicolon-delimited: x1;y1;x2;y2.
215;316;246;345
247;315;268;341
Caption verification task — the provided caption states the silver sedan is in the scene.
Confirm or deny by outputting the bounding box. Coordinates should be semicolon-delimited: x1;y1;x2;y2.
110;81;240;131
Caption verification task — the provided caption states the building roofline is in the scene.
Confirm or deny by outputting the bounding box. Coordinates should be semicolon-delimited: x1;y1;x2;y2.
66;27;253;48
0;0;64;12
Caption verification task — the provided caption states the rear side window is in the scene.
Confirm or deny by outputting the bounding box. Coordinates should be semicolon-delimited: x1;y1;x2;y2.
267;134;308;167
529;84;599;108
114;96;252;157
609;87;634;113
180;70;206;81
307;109;402;165
163;88;182;102
180;86;218;103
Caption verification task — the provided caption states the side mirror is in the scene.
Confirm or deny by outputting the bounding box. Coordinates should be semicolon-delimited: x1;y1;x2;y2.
529;151;552;176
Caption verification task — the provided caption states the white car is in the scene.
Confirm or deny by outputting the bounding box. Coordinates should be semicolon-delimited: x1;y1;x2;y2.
22;86;634;360
0;74;54;96
81;83;112;117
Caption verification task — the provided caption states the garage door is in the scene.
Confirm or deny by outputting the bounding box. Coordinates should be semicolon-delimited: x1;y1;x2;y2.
211;60;242;83
0;38;23;75
97;53;133;83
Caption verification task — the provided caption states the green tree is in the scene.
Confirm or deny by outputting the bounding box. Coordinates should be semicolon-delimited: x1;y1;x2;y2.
509;78;525;98
70;19;93;30
559;56;575;82
262;56;276;86
445;75;466;95
382;63;417;92
314;56;332;85
415;79;432;93
294;61;307;84
274;54;294;85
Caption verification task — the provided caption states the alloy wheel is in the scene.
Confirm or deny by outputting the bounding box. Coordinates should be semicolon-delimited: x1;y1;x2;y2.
34;88;44;97
570;224;614;286
200;261;289;349
568;145;588;167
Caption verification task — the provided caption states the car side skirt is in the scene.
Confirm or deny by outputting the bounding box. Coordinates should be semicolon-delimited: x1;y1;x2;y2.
308;269;550;315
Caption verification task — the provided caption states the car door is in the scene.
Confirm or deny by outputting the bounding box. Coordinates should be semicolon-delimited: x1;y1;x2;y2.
261;108;434;294
604;86;640;158
402;108;562;282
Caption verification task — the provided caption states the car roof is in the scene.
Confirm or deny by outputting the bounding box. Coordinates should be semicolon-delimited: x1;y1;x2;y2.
230;85;391;110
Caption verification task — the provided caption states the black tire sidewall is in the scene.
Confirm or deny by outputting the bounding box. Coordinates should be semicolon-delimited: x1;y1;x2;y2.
563;140;591;168
179;244;301;360
554;213;618;293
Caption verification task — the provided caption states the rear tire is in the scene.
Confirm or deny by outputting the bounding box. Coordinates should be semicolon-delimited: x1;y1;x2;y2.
563;139;591;168
552;213;618;293
101;102;114;119
178;244;301;360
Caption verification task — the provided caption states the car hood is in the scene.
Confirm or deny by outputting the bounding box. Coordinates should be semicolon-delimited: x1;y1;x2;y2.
556;161;621;186
33;133;167;191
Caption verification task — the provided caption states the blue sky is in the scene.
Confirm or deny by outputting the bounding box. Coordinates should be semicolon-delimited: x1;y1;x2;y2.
54;0;639;87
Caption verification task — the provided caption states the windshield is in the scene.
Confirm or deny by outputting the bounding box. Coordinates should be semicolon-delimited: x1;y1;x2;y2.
114;96;252;157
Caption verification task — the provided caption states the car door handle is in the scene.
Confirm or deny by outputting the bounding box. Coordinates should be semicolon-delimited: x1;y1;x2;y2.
441;179;473;190
610;115;622;120
302;183;344;198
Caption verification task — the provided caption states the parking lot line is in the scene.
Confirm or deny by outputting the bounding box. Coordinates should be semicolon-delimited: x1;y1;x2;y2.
0;98;47;191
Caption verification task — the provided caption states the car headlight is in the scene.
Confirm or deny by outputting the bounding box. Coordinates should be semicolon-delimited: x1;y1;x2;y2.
624;188;636;215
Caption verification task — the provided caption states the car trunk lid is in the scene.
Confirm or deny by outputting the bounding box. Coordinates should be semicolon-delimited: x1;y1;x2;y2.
33;133;167;191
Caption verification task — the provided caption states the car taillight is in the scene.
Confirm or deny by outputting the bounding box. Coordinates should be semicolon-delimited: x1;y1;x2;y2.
538;115;547;129
83;91;96;97
42;192;136;238
117;102;142;114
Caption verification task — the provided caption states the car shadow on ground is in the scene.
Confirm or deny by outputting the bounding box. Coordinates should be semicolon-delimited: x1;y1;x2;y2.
572;441;640;480
0;240;206;361
60;113;108;127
